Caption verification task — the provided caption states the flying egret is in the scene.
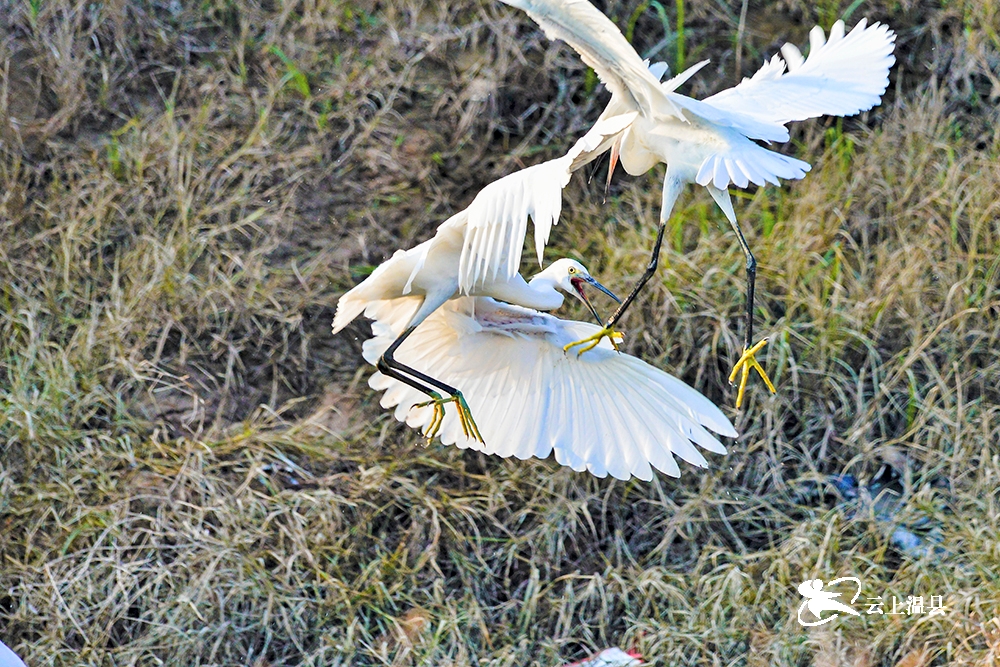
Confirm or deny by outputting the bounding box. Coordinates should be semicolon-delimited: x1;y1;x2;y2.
332;162;621;441
360;263;737;482
492;0;896;406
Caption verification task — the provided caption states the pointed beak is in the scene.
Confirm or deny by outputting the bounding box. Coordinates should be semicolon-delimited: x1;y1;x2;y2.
581;274;620;303
605;136;622;201
571;275;620;324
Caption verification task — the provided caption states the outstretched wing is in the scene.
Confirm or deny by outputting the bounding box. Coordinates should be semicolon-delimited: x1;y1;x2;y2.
500;0;683;118
363;297;736;481
703;19;896;127
456;112;639;293
456;156;573;293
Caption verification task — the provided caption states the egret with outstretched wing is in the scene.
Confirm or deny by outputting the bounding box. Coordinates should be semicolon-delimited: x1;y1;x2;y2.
333;156;620;441
361;279;736;481
490;0;895;406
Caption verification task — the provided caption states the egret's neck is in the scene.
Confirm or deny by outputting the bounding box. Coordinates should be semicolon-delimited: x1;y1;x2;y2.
521;274;564;311
481;273;564;311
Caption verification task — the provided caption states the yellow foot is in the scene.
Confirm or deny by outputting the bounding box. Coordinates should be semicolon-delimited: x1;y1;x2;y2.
563;326;625;357
412;391;484;443
728;338;777;409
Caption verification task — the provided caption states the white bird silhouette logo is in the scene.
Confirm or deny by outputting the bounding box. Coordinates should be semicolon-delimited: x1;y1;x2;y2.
797;578;862;626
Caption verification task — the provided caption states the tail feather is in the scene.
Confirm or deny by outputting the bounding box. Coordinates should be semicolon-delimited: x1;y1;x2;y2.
695;141;811;190
332;246;426;334
332;288;370;334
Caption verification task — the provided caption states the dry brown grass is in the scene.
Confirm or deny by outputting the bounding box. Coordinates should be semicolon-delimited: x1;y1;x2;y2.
1;0;999;665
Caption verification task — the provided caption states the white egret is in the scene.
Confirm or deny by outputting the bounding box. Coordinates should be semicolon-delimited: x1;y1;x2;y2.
360;261;736;482
489;0;895;406
332;161;621;441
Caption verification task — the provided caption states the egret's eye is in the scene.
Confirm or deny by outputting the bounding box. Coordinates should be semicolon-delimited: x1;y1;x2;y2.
568;267;577;274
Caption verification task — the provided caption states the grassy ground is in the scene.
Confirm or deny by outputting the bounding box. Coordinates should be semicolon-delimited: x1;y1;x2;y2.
1;0;999;665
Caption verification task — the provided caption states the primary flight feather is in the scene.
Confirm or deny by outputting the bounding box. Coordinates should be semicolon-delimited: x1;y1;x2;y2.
361;292;736;481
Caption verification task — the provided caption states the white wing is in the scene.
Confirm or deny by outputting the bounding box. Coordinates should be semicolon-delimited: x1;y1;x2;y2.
457;156;573;293
362;297;736;481
500;0;683;118
703;19;896;127
667;93;794;144
564;109;639;176
457;112;639;293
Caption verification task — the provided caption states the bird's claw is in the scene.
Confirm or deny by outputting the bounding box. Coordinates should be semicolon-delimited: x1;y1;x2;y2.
453;392;484;443
727;338;776;409
412;391;484;444
563;326;625;357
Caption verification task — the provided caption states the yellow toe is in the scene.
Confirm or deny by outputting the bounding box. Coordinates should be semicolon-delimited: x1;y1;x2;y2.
563;327;626;357
411;392;484;444
728;338;776;409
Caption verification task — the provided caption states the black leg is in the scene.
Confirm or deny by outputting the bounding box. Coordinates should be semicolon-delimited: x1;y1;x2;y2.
376;324;483;442
706;184;757;350
563;172;681;357
707;185;774;407
377;325;460;398
729;221;756;350
603;221;667;330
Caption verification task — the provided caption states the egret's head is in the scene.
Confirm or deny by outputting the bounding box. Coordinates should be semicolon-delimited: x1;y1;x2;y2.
533;258;620;322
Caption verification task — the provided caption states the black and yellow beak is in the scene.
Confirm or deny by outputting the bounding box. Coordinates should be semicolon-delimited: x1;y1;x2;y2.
570;275;620;324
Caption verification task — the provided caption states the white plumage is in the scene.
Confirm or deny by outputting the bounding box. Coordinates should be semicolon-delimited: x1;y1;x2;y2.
443;3;899;311
333;154;627;443
488;0;895;405
480;0;897;249
704;20;897;129
460;156;571;293
500;0;896;193
458;111;637;293
361;294;736;481
332;167;577;341
333;161;627;443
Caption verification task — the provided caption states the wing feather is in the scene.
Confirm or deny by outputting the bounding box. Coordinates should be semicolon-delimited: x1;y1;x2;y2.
476;358;518;454
460;156;573;293
458;110;641;294
564;359;598;474
666;93;792;144
624;367;701;469
500;0;682;118
506;337;552;459
363;297;735;480
621;367;700;469
547;355;573;462
703;19;896;127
